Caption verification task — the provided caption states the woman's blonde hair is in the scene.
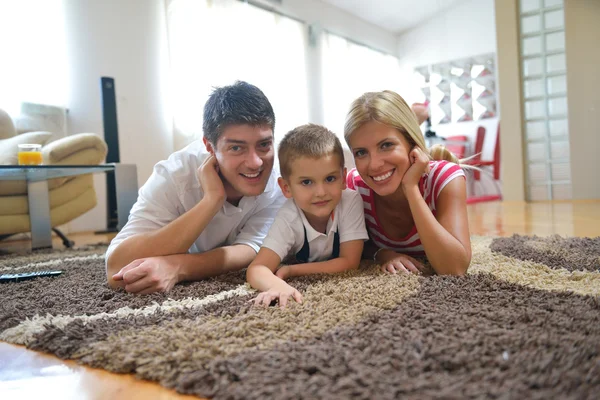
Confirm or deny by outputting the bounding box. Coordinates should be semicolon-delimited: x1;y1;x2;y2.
344;90;462;164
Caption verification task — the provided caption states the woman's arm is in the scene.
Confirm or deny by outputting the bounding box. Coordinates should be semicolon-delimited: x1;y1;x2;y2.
405;178;471;275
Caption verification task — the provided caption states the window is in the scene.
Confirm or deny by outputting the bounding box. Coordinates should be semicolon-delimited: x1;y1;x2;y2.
167;0;309;145
0;0;67;115
321;32;402;140
519;0;571;200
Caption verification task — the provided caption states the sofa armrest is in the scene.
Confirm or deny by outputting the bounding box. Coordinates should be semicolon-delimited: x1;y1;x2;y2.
42;133;108;165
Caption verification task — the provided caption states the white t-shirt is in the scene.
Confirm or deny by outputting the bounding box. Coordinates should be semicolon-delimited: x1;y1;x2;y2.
106;140;285;261
261;189;369;263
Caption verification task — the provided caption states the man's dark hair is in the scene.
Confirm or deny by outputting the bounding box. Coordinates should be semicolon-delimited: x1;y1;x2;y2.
203;81;275;146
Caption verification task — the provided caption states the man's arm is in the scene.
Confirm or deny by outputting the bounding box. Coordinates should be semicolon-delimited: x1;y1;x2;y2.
113;243;257;293
107;196;223;285
107;154;226;286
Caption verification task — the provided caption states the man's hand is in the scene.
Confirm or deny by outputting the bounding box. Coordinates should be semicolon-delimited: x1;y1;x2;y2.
112;255;181;294
275;265;291;280
401;147;430;192
197;154;226;206
253;281;303;309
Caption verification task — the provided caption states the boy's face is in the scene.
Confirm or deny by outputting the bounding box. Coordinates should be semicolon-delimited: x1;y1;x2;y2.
204;124;274;202
278;154;346;224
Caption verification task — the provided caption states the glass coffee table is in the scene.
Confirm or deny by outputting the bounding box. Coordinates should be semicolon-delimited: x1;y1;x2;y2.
0;164;137;250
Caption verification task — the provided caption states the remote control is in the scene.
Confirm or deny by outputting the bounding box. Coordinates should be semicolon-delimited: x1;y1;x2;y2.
0;270;63;283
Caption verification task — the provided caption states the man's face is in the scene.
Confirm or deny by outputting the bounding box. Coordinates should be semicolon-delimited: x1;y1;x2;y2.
205;124;274;203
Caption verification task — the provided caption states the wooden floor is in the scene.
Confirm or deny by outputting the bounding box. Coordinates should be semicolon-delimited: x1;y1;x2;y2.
1;200;599;399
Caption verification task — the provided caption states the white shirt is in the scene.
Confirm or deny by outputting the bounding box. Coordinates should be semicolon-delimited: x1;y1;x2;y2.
106;140;285;261
261;189;369;263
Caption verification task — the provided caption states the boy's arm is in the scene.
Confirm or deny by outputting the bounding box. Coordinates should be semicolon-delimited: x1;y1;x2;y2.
276;239;364;279
246;247;284;291
247;248;303;308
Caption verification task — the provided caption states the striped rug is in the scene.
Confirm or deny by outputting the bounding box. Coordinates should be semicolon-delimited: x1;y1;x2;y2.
0;235;599;399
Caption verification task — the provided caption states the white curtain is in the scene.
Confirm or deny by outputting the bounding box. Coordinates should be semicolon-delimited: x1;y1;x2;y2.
167;0;309;147
0;0;68;116
321;32;402;140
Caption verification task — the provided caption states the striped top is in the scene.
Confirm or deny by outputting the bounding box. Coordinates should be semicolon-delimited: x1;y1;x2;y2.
346;161;465;255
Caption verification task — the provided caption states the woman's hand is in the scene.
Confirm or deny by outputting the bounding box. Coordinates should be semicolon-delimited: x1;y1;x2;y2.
401;147;430;192
377;249;426;275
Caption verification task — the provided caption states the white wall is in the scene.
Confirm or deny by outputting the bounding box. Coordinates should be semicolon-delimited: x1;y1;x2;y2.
395;0;498;162
565;0;600;200
396;0;496;68
63;0;172;233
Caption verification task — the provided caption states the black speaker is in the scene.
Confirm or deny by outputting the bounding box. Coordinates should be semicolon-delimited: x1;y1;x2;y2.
99;77;120;232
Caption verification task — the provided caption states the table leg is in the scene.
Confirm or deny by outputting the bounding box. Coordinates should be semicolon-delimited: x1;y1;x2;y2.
113;164;138;230
27;180;52;250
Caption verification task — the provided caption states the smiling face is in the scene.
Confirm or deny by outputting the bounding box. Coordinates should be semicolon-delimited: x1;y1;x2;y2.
204;124;274;203
348;120;413;197
278;154;346;228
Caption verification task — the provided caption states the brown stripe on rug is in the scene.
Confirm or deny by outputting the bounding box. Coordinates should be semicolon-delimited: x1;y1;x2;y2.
491;234;600;272
169;274;600;400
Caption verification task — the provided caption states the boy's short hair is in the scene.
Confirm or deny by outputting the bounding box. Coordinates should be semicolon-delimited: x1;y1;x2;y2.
278;124;345;179
203;81;276;146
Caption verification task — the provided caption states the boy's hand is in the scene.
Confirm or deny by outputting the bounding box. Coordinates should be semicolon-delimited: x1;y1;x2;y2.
253;282;303;309
401;147;430;192
275;265;291;280
197;154;226;206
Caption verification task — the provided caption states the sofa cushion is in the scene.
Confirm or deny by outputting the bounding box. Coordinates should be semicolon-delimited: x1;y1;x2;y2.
0;109;17;140
0;131;52;165
0;174;93;216
0;187;97;235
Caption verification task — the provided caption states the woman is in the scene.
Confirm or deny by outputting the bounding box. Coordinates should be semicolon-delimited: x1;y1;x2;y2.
345;90;471;276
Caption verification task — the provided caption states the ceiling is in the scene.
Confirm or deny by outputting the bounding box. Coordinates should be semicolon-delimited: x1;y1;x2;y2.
318;0;466;34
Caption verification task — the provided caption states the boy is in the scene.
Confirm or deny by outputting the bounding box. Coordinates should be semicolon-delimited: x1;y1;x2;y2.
106;81;285;294
246;124;368;308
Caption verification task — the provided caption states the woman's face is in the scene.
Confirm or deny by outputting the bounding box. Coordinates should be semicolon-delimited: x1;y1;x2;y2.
348;120;412;197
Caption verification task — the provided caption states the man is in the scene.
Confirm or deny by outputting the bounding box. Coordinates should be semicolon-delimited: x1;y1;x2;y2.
106;81;285;294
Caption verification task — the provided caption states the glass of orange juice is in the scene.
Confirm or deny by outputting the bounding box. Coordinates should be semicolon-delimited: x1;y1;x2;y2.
17;144;43;165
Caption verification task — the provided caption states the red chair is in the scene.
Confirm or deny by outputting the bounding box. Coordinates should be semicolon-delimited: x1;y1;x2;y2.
444;135;469;159
465;125;502;203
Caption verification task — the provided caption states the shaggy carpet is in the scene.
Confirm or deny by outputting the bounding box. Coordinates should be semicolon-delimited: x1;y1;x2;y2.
1;235;599;399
